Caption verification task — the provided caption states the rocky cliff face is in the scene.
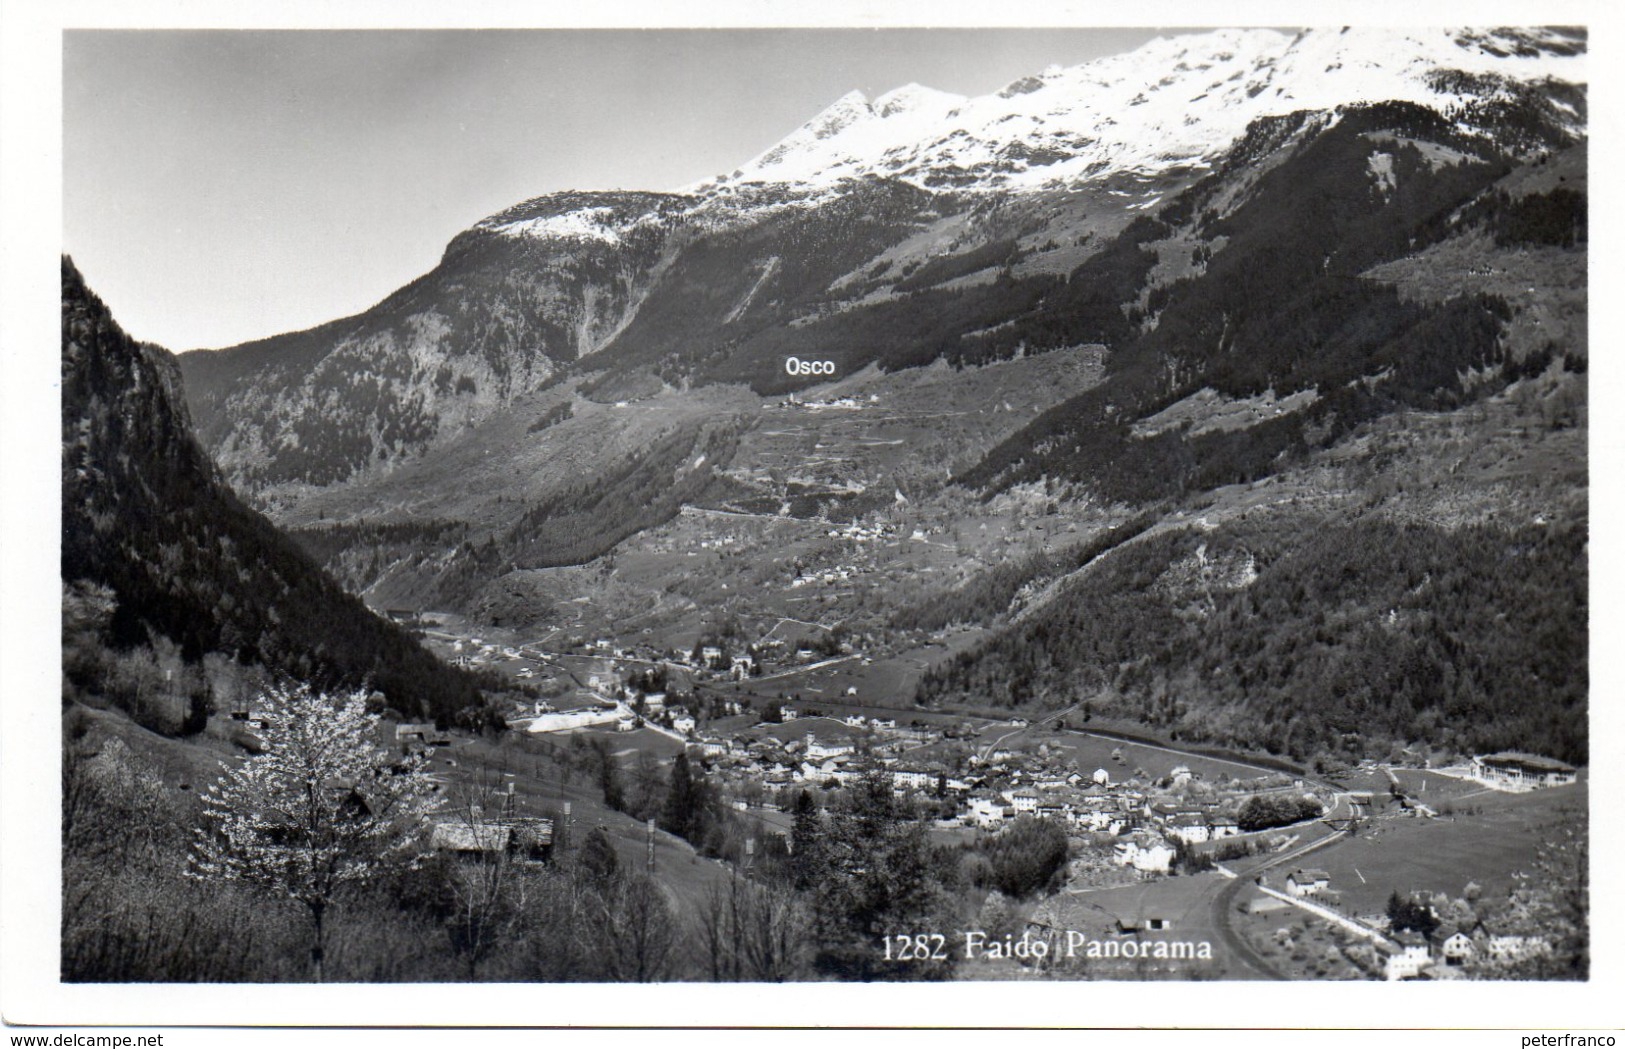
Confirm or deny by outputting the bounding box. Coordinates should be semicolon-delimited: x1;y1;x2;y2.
62;257;484;720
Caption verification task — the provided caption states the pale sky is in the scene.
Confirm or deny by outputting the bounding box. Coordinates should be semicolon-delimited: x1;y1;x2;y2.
63;28;1168;352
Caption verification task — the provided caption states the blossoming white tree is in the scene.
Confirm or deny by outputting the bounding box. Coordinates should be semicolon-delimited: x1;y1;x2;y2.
190;683;441;981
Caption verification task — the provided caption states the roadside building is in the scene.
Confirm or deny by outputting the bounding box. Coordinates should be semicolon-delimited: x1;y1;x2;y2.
1285;868;1331;897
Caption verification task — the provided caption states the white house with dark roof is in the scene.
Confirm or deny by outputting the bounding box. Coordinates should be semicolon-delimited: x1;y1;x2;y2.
1006;789;1040;814
1167;813;1211;845
1285;868;1331;897
1385;931;1432;980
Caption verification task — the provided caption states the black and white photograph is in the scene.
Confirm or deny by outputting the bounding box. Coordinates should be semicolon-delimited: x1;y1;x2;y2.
3;0;1618;1034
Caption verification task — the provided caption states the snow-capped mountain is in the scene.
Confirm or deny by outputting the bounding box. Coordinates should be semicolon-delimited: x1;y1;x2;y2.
178;24;1586;521
688;26;1583;195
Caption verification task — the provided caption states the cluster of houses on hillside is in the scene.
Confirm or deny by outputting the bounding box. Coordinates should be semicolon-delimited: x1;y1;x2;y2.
676;716;1311;875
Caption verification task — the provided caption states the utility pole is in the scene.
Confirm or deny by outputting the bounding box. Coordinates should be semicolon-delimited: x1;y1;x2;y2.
561;800;572;850
646;818;657;872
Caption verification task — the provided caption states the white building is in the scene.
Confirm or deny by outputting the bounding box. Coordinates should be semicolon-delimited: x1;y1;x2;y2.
1006;790;1040;814
1285;869;1331;897
1113;834;1175;873
967;797;1008;829
891;768;935;792
1167;814;1211;845
1385;932;1431;980
1469;753;1578;790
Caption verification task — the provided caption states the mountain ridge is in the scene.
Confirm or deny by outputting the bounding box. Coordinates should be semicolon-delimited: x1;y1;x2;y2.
62;257;488;728
172;25;1586;596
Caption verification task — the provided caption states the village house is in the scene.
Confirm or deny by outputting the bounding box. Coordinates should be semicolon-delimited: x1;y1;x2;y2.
967;797;1008;829
805;738;855;761
1114;833;1175;874
890;767;935;792
1072;808;1123;834
1166;813;1211;845
1285;868;1331;897
1385;931;1432;980
671;712;697;735
1006;789;1040;814
1430;925;1476;965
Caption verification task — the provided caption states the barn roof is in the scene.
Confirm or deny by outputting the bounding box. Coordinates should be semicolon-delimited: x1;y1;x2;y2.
429;822;511;852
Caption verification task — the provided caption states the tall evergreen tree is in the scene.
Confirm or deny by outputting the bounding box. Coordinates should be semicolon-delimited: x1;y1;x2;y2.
788;789;824;892
811;768;959;980
659;753;701;842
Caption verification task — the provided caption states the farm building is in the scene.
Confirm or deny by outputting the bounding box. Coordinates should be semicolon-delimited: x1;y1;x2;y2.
429;817;553;863
1285;869;1331;897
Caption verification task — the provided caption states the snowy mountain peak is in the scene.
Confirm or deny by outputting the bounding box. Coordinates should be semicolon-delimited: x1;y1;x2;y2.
710;25;1583;195
811;89;874;135
875;82;968;118
492;26;1584;240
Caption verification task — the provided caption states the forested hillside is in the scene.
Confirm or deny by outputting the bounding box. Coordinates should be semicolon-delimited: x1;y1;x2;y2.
917;515;1587;765
61;258;486;729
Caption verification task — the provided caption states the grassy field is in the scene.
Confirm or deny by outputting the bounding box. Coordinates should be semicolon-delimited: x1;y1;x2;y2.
1032;872;1233;978
1275;782;1587;916
87;695;774;949
980;723;1294;785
